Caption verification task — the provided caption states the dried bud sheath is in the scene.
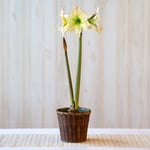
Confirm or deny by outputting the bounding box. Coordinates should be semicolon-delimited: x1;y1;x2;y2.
63;37;67;52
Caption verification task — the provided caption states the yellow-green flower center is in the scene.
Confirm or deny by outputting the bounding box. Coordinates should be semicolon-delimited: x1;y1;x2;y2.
63;17;67;26
74;16;82;25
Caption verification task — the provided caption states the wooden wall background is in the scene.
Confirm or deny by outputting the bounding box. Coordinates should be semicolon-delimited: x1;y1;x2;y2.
0;0;150;128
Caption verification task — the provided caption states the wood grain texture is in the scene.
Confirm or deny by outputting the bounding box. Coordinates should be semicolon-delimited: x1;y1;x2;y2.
0;0;150;128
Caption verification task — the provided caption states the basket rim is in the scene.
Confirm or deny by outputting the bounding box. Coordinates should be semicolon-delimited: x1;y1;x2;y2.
56;107;91;115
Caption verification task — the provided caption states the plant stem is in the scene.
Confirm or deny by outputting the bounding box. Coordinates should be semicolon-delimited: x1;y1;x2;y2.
63;38;75;109
75;32;82;110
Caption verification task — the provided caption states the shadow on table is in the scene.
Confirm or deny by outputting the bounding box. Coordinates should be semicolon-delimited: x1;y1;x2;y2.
85;135;135;147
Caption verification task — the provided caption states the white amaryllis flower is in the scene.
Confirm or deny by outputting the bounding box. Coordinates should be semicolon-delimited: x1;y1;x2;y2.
60;9;69;36
88;7;103;32
60;6;103;36
67;6;89;36
60;6;89;36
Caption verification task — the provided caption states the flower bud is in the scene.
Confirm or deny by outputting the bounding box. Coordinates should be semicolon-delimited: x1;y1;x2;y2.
63;37;67;52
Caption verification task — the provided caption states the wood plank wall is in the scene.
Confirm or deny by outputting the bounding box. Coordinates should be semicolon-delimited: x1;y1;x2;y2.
0;0;150;128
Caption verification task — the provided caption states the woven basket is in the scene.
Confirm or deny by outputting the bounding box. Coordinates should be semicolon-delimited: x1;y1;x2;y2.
57;107;91;143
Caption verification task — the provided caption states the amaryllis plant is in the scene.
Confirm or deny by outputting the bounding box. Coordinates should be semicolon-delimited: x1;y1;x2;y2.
60;6;102;111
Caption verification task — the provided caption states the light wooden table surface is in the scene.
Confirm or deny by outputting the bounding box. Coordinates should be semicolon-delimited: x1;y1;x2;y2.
0;128;150;150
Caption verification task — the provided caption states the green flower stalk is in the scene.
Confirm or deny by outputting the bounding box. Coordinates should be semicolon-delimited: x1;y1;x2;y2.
75;32;82;110
63;38;75;108
60;6;102;111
